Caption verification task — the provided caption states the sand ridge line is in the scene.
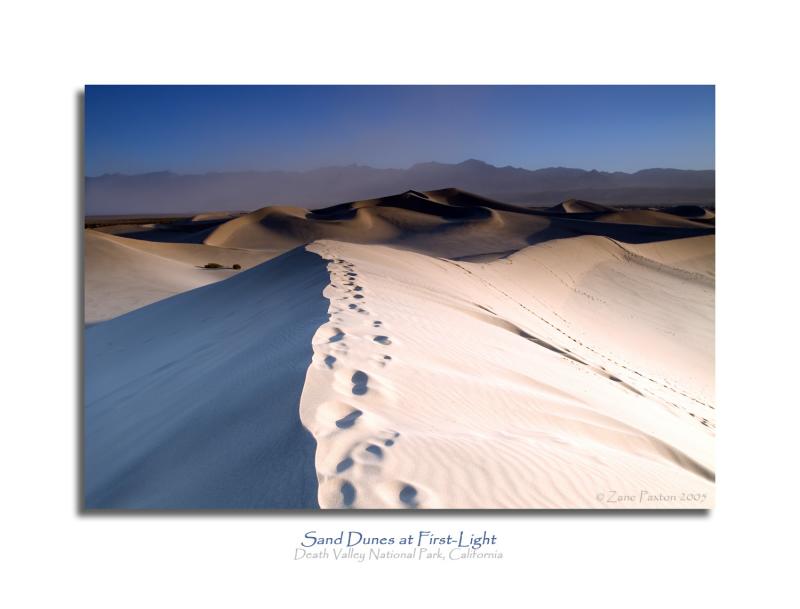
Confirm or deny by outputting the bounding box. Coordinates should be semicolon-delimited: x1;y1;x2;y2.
303;243;420;509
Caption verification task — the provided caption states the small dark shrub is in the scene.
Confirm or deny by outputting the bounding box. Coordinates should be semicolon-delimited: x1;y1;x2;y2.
232;264;242;270
204;262;224;269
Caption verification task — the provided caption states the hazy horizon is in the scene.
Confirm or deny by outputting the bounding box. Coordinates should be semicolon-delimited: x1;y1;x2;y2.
85;85;715;176
85;160;715;215
84;158;716;178
85;158;715;179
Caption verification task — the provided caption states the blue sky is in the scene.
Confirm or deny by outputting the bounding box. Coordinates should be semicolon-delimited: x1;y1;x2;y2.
85;85;714;176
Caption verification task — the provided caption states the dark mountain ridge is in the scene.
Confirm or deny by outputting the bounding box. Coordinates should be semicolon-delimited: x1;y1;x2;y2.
85;160;714;215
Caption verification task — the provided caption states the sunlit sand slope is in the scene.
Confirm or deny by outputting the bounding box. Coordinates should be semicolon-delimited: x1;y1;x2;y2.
301;236;714;508
84;229;278;324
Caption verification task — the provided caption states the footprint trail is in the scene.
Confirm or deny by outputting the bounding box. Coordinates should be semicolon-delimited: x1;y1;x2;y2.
300;246;423;509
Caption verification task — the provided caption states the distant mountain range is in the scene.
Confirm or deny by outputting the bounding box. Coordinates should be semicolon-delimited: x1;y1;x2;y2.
85;159;715;215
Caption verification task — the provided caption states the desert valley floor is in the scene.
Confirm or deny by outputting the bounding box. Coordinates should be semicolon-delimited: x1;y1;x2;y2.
84;189;715;509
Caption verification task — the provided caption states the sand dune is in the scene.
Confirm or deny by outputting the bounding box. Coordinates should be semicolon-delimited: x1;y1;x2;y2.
84;229;278;324
84;247;330;508
549;198;615;214
302;237;713;508
84;188;715;509
202;188;713;259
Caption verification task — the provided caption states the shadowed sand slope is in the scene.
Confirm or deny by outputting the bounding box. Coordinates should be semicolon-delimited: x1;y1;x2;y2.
84;247;330;509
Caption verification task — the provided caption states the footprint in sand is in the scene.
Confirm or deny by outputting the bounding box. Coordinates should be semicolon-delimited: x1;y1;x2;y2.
373;336;392;345
365;444;384;459
373;320;382;328
331;427;406;507
351;371;369;395
371;477;419;509
335;409;363;429
328;329;345;343
340;481;356;507
324;355;336;369
336;457;354;473
399;484;419;508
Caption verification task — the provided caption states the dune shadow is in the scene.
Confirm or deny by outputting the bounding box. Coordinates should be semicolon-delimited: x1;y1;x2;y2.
83;247;330;510
306;204;359;221
543;217;714;244
116;226;214;243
